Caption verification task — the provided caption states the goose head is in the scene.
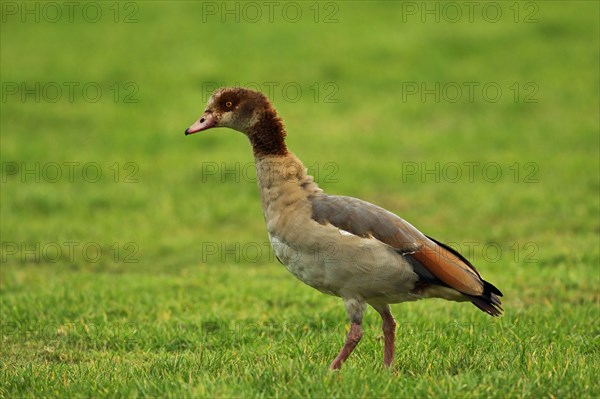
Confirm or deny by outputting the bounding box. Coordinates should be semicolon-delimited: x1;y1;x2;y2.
185;87;271;135
185;87;288;156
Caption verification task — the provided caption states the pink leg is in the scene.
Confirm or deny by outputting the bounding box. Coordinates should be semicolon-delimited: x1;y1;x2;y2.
329;322;363;370
380;307;396;367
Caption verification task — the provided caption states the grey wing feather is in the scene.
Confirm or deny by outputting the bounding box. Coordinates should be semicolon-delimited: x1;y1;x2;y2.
310;194;424;254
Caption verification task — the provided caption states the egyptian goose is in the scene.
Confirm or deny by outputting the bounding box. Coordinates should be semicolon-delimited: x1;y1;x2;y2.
185;87;503;370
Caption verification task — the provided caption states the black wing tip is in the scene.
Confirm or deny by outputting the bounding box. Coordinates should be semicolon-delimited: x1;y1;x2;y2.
467;282;504;317
471;297;503;316
484;280;503;297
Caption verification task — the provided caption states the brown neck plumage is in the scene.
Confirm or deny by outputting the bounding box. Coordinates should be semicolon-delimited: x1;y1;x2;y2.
248;108;289;158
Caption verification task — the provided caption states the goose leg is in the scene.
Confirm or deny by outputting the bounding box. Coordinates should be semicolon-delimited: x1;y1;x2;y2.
372;304;396;367
329;298;365;370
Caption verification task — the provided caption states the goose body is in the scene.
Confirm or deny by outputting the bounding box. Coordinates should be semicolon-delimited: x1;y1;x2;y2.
256;154;420;302
185;87;503;369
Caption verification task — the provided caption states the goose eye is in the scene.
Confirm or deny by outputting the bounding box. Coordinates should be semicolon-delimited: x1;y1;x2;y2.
225;101;233;108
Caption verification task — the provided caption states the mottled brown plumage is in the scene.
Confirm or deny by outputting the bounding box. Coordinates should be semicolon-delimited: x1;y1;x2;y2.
247;108;288;157
185;87;503;370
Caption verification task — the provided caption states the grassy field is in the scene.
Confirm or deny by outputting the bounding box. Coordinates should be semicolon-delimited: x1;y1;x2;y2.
1;1;599;397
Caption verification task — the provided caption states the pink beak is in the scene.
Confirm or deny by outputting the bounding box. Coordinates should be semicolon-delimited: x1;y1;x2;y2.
185;111;217;135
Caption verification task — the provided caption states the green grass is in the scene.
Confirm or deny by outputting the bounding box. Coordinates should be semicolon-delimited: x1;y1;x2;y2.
1;1;599;398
